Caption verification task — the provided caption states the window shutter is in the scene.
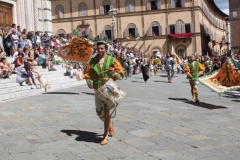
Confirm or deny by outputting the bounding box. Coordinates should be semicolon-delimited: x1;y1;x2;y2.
159;26;162;35
102;30;105;39
148;27;152;36
171;0;175;8
167;26;170;35
181;0;185;7
157;0;161;9
190;24;193;33
110;4;113;9
181;24;185;33
130;3;134;12
127;4;130;12
125;28;129;38
135;28;139;37
100;6;104;15
147;2;151;10
175;24;178;34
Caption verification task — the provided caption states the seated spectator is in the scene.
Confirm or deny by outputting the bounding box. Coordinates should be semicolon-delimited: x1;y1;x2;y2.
39;51;51;70
28;61;45;87
14;52;24;70
64;64;82;81
0;57;12;79
17;62;36;88
11;30;19;50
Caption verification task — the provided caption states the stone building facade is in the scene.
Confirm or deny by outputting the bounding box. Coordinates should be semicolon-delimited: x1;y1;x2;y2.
51;0;228;56
0;0;53;33
229;0;240;55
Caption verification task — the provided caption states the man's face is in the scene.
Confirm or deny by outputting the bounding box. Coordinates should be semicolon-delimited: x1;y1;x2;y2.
97;44;106;57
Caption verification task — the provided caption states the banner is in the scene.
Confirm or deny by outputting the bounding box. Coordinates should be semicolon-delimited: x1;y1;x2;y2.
197;58;240;95
57;37;94;63
171;45;182;65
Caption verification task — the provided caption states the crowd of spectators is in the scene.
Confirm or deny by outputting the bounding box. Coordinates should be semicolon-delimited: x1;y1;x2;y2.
0;24;73;88
104;42;240;78
0;23;239;85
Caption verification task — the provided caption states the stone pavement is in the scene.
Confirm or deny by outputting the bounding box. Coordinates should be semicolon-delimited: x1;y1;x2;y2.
0;72;239;160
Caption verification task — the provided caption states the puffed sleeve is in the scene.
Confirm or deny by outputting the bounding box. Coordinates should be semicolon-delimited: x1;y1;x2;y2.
198;62;205;76
82;63;93;84
111;58;124;80
184;64;192;77
198;62;205;71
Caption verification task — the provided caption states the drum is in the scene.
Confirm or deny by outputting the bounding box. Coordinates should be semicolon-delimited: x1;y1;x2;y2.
95;78;126;110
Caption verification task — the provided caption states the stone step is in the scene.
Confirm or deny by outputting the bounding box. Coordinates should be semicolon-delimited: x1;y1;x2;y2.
0;77;83;95
0;80;85;102
0;74;79;88
0;64;85;102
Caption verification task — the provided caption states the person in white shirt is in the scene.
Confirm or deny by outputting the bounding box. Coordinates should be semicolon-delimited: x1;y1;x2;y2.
11;30;19;49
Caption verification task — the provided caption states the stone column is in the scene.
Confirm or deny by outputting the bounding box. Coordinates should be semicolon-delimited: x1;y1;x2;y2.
42;0;53;34
17;0;26;29
33;0;39;32
24;0;35;31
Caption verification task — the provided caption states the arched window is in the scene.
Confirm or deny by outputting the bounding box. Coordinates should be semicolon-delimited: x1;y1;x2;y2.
79;3;87;16
148;21;162;36
55;5;64;19
175;20;184;34
126;0;135;12
100;25;113;40
124;23;138;38
147;0;161;10
167;20;192;34
57;29;66;37
100;0;113;15
171;0;185;8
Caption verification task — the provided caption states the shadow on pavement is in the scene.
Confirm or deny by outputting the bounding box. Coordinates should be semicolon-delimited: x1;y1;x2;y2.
131;81;144;83
154;80;168;83
160;75;178;78
81;92;95;96
61;130;102;143
134;77;143;79
232;99;240;102
43;92;79;95
168;98;227;110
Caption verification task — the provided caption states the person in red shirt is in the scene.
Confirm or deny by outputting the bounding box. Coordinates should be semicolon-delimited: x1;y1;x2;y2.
15;53;24;69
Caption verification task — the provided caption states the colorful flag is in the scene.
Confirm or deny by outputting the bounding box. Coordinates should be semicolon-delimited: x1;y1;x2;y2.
135;35;140;41
197;58;240;95
103;35;108;42
71;29;78;36
57;37;94;63
171;45;182;65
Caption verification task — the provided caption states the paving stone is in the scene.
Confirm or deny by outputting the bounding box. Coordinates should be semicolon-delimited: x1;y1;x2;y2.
124;138;156;147
0;72;239;159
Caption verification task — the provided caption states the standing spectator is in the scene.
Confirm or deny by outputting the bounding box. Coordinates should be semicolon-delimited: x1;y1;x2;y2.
12;30;19;50
17;25;22;37
0;25;3;47
22;29;27;37
42;32;51;47
35;31;41;47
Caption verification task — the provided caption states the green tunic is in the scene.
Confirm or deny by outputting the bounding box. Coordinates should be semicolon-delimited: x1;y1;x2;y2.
188;61;200;79
88;55;115;90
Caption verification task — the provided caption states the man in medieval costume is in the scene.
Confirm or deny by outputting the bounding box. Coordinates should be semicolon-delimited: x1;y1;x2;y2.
203;55;212;75
151;55;161;75
82;41;124;145
184;54;205;103
164;53;175;83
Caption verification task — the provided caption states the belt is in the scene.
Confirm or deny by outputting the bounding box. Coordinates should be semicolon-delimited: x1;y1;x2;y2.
96;78;109;81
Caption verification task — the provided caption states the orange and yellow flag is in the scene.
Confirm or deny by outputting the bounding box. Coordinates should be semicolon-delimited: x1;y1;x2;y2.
57;37;94;63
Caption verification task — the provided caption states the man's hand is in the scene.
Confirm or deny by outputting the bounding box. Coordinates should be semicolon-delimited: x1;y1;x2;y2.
108;67;115;75
88;83;93;89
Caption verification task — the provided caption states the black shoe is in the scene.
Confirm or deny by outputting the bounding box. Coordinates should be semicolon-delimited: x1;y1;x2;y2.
3;76;9;79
